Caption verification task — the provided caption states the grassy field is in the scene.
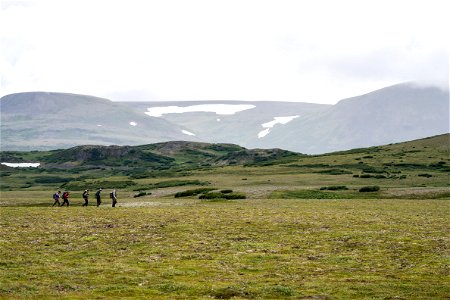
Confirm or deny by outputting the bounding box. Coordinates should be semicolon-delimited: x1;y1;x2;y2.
1;198;448;299
0;135;449;298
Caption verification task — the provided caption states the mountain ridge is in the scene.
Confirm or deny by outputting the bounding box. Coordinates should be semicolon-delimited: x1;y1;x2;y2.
1;82;448;153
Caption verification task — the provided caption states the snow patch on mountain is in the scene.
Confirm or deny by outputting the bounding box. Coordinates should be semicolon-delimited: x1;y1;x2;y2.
129;121;137;126
258;116;299;138
182;130;196;136
145;104;256;117
1;162;40;168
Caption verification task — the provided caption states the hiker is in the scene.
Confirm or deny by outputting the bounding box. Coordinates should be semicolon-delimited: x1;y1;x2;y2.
82;189;89;206
110;189;118;207
95;188;102;207
52;191;61;206
61;191;70;207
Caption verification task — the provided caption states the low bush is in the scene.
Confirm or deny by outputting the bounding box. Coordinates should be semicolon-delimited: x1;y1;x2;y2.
362;167;385;174
270;190;349;199
223;193;246;200
320;186;349;191
220;189;233;194
154;180;209;189
134;191;150;198
34;176;70;184
174;188;216;198
316;169;352;175
199;192;224;199
199;192;246;200
359;174;372;178
359;186;380;192
418;173;433;178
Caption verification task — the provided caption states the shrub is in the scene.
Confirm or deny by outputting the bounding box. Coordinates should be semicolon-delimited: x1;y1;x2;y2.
174;188;216;198
418;173;433;178
154;180;209;189
362;167;384;174
223;193;246;200
220;189;233;194
34;176;70;184
134;191;150;198
269;190;347;199
359;174;372;178
359;186;380;192
199;192;246;200
320;186;349;191
199;192;224;199
316;169;352;175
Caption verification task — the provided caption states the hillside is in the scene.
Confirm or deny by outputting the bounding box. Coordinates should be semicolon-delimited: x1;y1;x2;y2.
1;134;448;195
256;82;449;153
122;101;330;146
0;141;300;171
1;83;448;153
0;92;195;150
121;82;449;153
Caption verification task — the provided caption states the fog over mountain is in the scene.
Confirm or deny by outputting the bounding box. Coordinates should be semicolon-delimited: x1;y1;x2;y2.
1;82;448;153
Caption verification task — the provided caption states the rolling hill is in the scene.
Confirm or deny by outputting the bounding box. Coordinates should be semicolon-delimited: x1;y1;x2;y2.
1;82;448;153
0;92;197;151
255;82;449;153
122;82;449;153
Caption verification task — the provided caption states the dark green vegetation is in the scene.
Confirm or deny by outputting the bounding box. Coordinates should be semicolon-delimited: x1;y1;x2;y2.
0;134;449;298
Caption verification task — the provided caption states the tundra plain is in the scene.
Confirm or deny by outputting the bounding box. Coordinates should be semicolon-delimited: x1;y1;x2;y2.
0;135;449;299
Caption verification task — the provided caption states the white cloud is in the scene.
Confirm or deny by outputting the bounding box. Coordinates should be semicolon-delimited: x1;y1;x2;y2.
1;0;448;103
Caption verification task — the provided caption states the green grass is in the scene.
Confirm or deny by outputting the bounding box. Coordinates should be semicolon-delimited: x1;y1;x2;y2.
0;135;449;298
0;199;448;299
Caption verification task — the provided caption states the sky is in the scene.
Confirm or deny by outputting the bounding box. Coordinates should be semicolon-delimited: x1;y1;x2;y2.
0;0;448;104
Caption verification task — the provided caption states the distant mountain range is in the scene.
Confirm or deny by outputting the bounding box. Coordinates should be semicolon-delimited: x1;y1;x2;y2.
1;82;448;153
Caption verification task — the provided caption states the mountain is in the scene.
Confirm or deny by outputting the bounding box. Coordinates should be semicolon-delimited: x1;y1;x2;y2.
1;82;448;153
254;82;449;153
122;100;330;147
0;92;196;151
121;82;448;153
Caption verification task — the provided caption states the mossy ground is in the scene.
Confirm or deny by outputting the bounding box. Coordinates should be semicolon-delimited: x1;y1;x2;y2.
0;135;449;298
1;197;449;299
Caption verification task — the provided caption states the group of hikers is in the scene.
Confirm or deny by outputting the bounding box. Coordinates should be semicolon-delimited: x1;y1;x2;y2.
52;188;118;207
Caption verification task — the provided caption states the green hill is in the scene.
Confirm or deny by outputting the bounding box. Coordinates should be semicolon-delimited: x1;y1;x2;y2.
1;134;448;195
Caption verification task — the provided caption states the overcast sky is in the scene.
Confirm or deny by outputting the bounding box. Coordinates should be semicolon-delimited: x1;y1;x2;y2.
1;0;448;104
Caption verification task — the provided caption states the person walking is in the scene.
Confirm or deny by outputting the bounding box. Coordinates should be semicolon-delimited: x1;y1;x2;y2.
52;191;61;206
110;189;118;207
82;189;89;206
95;188;102;207
61;191;70;207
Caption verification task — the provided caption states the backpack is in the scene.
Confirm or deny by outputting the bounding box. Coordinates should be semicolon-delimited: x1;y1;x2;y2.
53;193;59;200
62;192;69;198
110;192;114;198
